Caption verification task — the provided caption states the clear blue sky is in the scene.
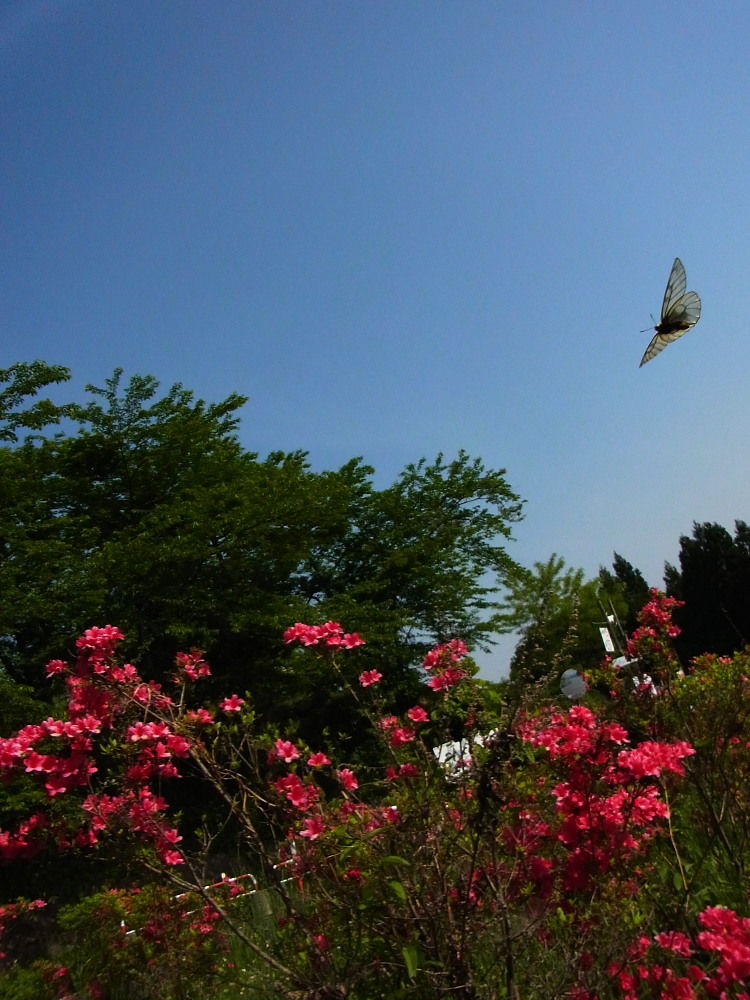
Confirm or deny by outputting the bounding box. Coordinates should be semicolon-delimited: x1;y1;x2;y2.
2;1;750;678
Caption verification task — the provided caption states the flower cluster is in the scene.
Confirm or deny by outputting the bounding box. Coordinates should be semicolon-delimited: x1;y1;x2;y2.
697;906;750;990
626;589;684;662
265;625;446;845
637;590;684;635
3;611;750;1000
518;704;695;892
379;714;417;748
0;899;46;960
422;638;468;691
0;633;213;866
283;621;365;649
611;906;750;999
174;650;211;682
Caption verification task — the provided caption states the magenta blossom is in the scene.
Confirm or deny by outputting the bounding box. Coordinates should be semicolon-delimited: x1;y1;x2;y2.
407;706;429;723
337;768;358;791
359;669;382;687
342;632;365;648
389;725;416;748
283;621;365;649
299;815;325;840
275;739;300;763
219;694;245;713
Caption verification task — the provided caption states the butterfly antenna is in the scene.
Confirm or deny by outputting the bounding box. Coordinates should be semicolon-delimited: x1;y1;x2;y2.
639;314;657;333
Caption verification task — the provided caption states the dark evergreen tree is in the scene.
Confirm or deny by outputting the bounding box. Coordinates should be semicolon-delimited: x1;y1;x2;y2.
611;552;651;635
665;521;750;662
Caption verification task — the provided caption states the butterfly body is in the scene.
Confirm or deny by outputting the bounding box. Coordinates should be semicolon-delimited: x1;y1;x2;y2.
640;258;701;367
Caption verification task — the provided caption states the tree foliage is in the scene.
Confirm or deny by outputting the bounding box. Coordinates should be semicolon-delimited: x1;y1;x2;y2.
0;361;74;443
501;552;649;685
0;366;524;728
608;551;650;635
665;520;750;663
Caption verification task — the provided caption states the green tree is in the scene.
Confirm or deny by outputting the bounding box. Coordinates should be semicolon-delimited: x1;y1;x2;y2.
0;360;73;443
665;520;750;662
0;361;78;708
610;551;650;635
0;368;524;734
502;553;646;686
500;554;585;684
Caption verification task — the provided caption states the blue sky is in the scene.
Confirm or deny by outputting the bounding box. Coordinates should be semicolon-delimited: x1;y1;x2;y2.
2;1;750;678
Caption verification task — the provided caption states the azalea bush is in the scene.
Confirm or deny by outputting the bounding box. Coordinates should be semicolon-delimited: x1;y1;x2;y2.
1;596;750;997
592;591;750;924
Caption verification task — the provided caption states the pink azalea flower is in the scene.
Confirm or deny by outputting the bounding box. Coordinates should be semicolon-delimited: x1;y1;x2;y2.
41;718;66;737
300;815;325;840
45;774;69;796
307;752;331;766
127;721;151;742
422;649;440;670
388;725;416;748
220;694;245;713
166;733;190;756
300;627;326;646
283;622;309;644
337;768;358;791
275;739;300;763
358;669;382;687
427;667;464;690
407;706;429;723
186;708;214;725
24;752;55;773
342;632;365;648
398;762;420;779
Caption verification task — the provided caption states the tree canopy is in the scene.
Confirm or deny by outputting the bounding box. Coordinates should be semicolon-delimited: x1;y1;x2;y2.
0;363;524;730
665;520;750;663
501;552;650;685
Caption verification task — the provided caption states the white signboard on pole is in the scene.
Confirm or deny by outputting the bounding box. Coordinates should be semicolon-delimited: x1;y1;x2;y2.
599;627;615;653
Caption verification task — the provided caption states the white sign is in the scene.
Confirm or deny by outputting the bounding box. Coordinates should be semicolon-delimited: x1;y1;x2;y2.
599;627;615;653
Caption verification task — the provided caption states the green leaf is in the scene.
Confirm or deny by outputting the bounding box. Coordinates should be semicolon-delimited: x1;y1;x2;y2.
401;943;420;980
389;880;407;903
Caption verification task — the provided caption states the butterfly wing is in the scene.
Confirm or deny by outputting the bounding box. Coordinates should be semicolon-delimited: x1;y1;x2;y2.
660;258;687;319
662;290;701;332
639;332;670;367
639;259;701;367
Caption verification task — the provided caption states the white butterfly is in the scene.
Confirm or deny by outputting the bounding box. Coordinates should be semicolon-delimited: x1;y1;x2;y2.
640;258;701;367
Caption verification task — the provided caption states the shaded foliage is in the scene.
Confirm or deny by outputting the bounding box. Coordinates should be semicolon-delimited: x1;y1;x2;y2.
502;552;650;687
665;520;750;662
